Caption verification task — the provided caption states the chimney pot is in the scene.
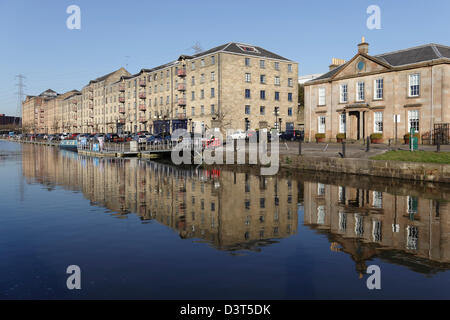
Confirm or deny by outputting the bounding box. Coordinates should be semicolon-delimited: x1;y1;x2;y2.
358;37;369;54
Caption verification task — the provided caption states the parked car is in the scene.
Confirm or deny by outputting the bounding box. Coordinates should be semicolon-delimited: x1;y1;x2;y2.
228;130;247;140
280;130;304;141
149;132;171;144
105;133;121;142
60;133;70;140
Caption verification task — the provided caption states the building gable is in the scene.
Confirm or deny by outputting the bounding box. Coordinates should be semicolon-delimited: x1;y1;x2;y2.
331;53;391;80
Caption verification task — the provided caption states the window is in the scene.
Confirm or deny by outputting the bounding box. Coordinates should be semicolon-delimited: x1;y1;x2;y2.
357;82;365;101
211;56;215;65
288;64;293;72
191;91;195;101
355;214;364;237
374;79;383;100
200;89;204;99
318;183;325;196
245;89;251;99
191;107;195;116
260;60;265;68
210;88;215;98
201;59;205;67
373;191;383;209
201;106;204;115
288;108;293;116
245;73;251;82
339;113;346;133
237;44;259;53
408;110;420;132
211;104;215;114
260;75;266;84
245;105;250;114
260;106;265;115
372;220;382;242
191;62;195;70
260;90;266;100
318;88;326;106
288;93;293;102
288;78;293;87
245;58;251;66
274;91;280;101
201;74;205;83
339;211;347;231
211;72;215;81
274;62;280;70
340;84;348;103
406;226;419;250
191;76;195;85
318;116;326;133
274;76;280;86
409;73;420;97
374;112;383;133
317;206;325;225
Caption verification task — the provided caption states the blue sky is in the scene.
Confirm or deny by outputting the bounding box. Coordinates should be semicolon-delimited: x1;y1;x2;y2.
0;0;449;116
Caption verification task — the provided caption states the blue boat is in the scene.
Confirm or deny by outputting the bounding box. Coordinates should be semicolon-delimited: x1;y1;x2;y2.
59;139;78;151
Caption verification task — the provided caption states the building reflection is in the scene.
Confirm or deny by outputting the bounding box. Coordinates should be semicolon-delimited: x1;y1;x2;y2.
20;144;450;275
21;144;298;252
304;181;450;275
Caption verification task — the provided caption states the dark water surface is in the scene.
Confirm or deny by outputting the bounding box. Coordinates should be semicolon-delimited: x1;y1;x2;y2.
1;140;450;299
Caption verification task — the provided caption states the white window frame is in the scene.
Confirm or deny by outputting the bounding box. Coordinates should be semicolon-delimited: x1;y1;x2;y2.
408;110;420;133
339;113;346;133
318;116;326;134
372;191;383;209
245;73;251;83
374;79;384;100
374;112;383;133
340;84;348;103
409;73;420;97
274;76;280;86
356;81;365;101
318;88;326;106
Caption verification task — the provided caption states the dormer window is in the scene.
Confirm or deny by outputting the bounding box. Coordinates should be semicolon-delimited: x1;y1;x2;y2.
237;44;260;53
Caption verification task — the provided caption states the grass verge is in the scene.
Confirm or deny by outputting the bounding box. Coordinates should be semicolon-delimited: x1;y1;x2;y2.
371;150;450;164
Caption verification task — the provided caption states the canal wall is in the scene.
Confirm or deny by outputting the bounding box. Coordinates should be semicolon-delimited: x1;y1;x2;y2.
280;155;450;184
4;139;449;184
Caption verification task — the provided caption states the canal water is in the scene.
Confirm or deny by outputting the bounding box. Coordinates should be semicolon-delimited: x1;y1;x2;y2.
1;140;450;299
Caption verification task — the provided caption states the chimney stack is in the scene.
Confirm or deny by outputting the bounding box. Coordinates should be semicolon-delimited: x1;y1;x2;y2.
358;36;369;54
329;58;346;71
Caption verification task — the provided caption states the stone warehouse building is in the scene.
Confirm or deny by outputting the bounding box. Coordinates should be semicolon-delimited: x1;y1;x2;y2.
22;43;298;134
304;39;450;143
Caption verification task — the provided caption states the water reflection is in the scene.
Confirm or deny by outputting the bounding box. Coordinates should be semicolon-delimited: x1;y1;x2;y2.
20;143;450;275
304;182;450;276
21;144;298;252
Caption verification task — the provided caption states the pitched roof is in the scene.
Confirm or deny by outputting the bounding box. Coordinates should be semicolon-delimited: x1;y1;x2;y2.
375;43;450;66
310;43;450;83
181;42;292;61
39;89;58;96
89;67;129;84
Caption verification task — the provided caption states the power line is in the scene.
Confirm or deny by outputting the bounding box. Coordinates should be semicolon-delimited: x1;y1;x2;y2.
15;74;26;126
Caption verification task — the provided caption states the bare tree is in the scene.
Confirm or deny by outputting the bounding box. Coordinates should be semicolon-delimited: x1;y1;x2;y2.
212;108;233;133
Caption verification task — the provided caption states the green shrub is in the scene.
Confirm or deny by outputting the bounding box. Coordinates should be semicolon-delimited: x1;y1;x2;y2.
370;133;383;140
315;133;325;139
404;133;420;139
